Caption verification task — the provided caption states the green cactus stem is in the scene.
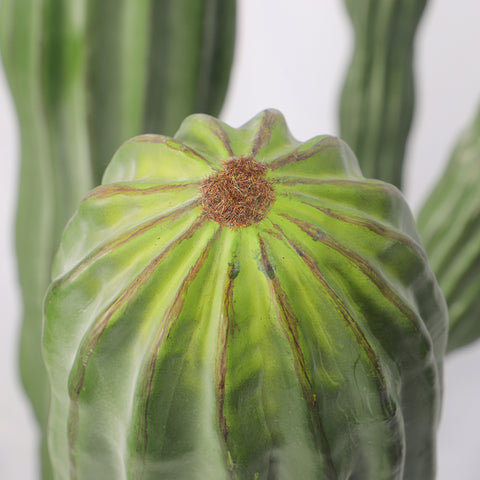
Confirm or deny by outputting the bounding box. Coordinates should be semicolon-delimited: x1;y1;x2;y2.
43;110;448;479
339;0;427;189
418;105;480;352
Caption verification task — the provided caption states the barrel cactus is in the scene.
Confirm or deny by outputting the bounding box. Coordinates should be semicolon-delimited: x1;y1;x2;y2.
43;109;448;479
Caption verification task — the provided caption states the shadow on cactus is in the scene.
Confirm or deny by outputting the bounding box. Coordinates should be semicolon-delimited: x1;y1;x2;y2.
43;110;448;479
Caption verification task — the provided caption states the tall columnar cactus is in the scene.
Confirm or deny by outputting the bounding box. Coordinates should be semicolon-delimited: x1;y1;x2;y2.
44;110;448;479
418;105;480;352
339;0;427;189
0;1;235;478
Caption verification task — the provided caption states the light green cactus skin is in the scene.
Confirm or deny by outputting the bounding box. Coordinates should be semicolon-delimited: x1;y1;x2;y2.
0;1;234;478
418;106;480;352
339;0;427;189
44;110;448;480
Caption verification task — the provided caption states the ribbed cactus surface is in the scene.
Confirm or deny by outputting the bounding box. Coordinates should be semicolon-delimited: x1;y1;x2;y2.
43;110;448;479
339;0;427;189
418;105;480;351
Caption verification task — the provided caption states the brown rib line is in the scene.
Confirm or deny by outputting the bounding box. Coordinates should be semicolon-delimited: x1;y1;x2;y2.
268;136;339;171
274;177;396;192
51;199;201;294
278;213;431;358
85;182;201;201
126;133;214;167
293;197;426;260
251;110;278;157
257;234;338;479
205;117;235;157
271;222;388;399
66;215;209;478
134;225;222;473
215;274;235;479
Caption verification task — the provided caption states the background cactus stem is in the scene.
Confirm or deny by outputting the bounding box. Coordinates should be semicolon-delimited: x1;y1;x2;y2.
43;110;448;479
339;0;428;189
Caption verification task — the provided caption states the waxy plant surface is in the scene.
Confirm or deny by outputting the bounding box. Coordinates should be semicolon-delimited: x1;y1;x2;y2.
43;110;447;480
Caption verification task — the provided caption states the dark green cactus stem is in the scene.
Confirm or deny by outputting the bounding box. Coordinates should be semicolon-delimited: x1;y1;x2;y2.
44;110;448;479
418;105;480;352
339;0;427;189
0;1;235;478
87;0;236;181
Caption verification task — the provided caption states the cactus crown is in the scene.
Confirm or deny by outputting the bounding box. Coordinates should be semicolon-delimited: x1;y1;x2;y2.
200;156;275;228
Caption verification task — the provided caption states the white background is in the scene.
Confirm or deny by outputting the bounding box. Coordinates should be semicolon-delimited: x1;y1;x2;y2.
1;1;480;478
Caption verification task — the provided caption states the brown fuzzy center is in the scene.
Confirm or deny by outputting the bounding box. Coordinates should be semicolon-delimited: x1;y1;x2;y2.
200;156;275;228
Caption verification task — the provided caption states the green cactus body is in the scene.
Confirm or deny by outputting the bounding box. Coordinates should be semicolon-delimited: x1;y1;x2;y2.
339;0;427;189
0;1;234;477
418;106;480;352
43;110;448;479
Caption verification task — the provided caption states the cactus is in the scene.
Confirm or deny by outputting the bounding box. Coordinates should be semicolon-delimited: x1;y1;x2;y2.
0;4;91;478
339;0;427;189
44;110;448;479
339;0;480;355
0;1;235;478
418;105;480;352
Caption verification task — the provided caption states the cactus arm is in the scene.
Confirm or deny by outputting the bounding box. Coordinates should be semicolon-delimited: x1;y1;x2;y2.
0;2;56;478
143;0;236;137
44;110;447;479
84;0;150;182
339;0;427;189
418;105;480;352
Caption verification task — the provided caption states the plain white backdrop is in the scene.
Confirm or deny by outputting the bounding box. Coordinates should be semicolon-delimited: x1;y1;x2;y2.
1;1;480;478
